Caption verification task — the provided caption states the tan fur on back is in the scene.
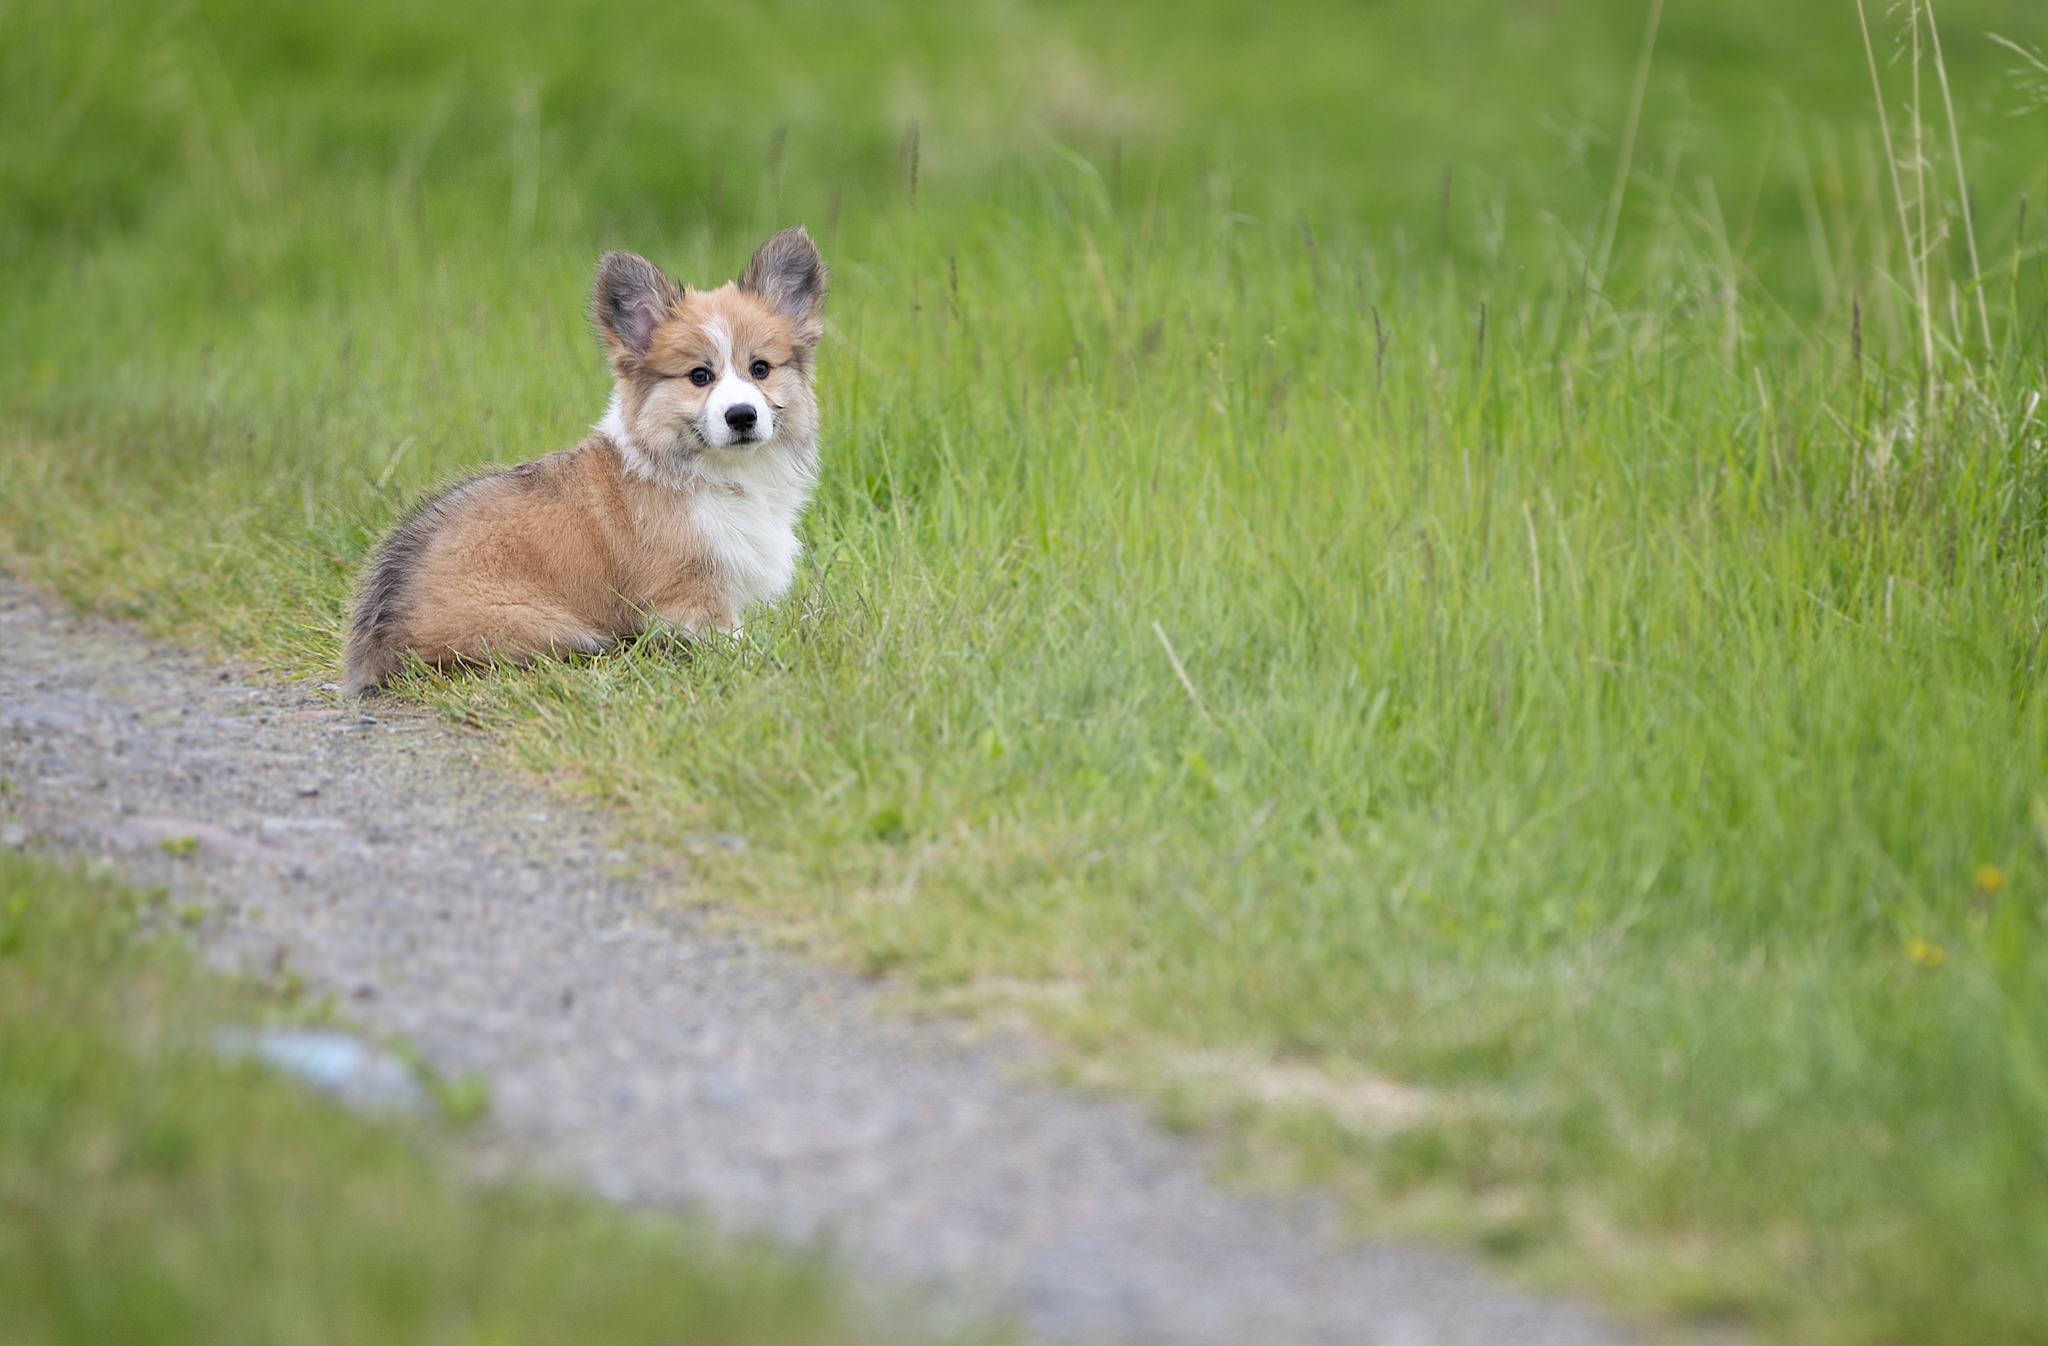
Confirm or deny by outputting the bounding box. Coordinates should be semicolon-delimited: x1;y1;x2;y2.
343;229;826;692
398;439;729;664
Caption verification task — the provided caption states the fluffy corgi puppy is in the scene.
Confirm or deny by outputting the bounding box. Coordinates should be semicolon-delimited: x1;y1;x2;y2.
343;227;826;693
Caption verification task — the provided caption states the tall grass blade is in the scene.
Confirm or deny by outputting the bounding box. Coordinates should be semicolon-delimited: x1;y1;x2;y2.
1592;0;1665;291
1924;2;1993;350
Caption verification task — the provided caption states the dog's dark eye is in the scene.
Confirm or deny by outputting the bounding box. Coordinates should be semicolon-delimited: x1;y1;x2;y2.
687;367;713;387
749;359;772;380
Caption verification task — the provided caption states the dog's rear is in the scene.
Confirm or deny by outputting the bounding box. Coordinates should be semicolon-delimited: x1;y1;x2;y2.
343;488;466;693
343;458;618;692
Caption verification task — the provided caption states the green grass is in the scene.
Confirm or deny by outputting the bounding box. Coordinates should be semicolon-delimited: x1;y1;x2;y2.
0;849;917;1346
5;0;2048;1340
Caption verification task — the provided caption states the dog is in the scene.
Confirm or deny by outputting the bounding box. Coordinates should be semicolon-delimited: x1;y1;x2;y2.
342;227;826;693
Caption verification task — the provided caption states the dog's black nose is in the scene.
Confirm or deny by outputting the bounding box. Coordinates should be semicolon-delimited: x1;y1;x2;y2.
725;404;758;434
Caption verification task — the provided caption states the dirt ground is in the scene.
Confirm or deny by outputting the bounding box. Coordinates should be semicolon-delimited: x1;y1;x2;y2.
0;578;1635;1346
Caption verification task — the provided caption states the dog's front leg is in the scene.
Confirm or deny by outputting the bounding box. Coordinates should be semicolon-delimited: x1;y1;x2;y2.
641;594;739;648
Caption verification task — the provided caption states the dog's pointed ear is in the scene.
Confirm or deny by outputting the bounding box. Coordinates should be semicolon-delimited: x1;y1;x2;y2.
592;251;682;365
738;227;826;341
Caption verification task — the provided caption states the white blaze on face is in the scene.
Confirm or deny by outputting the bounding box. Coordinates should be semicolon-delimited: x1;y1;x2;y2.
698;316;774;448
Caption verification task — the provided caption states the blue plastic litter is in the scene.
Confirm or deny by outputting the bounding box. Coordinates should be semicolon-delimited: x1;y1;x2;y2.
214;1028;426;1114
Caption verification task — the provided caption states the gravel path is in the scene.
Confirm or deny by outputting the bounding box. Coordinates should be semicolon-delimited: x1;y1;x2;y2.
0;578;1638;1346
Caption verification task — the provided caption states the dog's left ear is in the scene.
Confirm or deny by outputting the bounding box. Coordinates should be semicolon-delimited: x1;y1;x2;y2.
739;227;826;344
593;251;683;368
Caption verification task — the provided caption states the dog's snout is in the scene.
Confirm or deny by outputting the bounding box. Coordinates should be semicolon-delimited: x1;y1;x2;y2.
725;404;758;434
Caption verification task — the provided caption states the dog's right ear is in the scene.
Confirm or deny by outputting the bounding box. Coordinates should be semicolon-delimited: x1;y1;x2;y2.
739;227;826;343
592;252;683;365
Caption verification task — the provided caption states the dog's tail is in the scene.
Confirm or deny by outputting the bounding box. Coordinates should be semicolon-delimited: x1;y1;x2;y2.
342;624;402;694
342;520;430;694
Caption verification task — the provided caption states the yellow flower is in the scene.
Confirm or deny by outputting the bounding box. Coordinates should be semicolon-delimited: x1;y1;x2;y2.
1904;937;1945;969
1973;864;2007;896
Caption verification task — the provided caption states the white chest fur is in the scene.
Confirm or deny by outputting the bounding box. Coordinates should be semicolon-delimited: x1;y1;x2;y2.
598;394;813;611
686;474;807;603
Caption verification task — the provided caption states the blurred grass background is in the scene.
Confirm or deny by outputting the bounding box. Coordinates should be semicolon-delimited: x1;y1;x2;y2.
4;0;2048;1340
